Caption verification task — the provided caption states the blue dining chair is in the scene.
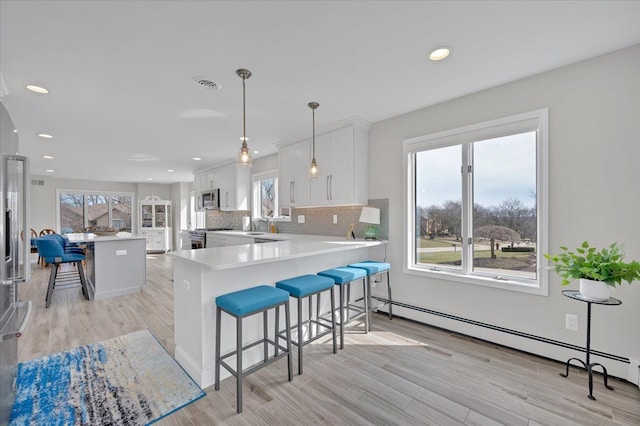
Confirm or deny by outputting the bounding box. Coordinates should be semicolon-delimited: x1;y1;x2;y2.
45;233;85;255
34;237;89;308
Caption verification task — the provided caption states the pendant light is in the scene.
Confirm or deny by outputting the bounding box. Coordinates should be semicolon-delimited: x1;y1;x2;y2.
236;68;252;167
308;101;319;178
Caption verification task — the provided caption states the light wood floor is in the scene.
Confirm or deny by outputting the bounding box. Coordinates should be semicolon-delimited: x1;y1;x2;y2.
19;254;640;425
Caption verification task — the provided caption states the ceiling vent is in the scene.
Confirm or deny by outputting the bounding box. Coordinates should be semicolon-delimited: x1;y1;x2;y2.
192;76;220;90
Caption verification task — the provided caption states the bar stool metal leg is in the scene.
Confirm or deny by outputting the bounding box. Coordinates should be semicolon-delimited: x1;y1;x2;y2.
214;306;222;391
276;274;337;375
214;285;292;414
236;315;243;413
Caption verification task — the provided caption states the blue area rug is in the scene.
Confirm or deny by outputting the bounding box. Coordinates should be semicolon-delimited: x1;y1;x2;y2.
9;329;205;425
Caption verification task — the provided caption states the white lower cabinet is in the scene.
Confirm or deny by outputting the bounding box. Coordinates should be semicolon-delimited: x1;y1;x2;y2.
206;232;255;248
140;229;171;252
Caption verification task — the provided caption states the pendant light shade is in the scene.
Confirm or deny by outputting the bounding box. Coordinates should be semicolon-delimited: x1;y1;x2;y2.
308;101;319;178
236;68;252;167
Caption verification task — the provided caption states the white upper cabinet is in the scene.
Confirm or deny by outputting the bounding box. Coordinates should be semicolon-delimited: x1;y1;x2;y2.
194;163;250;211
278;139;311;208
281;119;369;207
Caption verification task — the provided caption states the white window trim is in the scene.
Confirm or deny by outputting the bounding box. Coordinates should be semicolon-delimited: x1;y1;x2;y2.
251;170;279;220
402;109;549;296
56;188;136;232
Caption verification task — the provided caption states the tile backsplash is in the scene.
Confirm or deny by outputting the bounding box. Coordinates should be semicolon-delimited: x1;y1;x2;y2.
205;199;388;239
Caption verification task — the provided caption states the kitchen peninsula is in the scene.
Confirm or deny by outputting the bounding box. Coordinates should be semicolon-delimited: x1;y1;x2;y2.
67;233;147;300
170;236;384;388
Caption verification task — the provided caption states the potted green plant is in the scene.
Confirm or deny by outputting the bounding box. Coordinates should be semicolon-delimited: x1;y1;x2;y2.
545;241;640;300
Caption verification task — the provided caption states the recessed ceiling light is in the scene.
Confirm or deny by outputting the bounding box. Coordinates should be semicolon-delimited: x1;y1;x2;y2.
45;169;55;173
428;46;452;61
192;157;201;161
167;169;175;173
42;155;54;159
147;178;153;181
37;133;54;139
26;85;49;94
253;150;259;154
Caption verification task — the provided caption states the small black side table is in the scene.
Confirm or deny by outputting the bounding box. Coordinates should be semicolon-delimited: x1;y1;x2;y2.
560;289;622;400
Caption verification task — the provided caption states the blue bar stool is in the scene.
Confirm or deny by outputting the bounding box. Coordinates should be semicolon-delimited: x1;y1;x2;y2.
215;285;293;414
317;267;369;349
276;274;337;374
34;237;89;308
348;261;392;331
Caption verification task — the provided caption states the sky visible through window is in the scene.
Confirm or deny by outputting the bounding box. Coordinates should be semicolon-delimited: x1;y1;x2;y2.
416;132;536;209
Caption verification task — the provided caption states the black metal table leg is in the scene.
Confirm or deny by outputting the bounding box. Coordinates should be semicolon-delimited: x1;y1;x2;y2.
559;290;621;401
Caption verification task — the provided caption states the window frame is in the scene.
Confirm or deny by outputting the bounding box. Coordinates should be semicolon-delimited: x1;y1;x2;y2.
402;109;549;295
56;189;135;233
251;170;279;220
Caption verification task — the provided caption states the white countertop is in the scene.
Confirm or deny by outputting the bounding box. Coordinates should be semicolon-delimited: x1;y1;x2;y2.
66;232;147;243
204;230;362;242
169;237;383;270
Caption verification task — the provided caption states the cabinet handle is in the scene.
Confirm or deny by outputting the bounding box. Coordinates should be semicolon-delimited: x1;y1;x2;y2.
290;181;294;203
329;174;333;200
326;175;330;200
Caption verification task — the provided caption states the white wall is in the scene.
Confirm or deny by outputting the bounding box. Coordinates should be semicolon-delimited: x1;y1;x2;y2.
368;44;640;379
252;153;278;174
170;181;191;250
29;175;138;233
137;182;170;201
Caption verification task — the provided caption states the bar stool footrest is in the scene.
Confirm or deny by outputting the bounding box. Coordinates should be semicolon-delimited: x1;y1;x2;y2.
278;318;333;348
318;304;367;327
219;349;291;380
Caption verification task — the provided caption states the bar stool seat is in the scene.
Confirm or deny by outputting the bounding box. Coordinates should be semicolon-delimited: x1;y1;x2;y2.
317;266;369;349
215;285;292;414
276;274;337;374
348;261;392;330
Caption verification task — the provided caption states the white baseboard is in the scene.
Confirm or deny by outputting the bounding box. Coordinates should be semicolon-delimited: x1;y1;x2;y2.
628;358;640;388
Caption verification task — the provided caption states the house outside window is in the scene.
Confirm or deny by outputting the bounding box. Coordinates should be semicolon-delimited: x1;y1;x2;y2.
58;190;133;233
403;109;548;295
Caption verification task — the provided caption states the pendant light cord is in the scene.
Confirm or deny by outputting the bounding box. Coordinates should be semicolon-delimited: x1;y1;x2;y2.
312;106;316;160
242;75;247;145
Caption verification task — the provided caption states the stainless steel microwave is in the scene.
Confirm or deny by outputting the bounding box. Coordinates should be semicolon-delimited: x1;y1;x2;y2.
199;189;220;210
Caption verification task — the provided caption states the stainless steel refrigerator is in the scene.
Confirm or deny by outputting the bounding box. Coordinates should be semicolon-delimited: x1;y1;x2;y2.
0;101;32;425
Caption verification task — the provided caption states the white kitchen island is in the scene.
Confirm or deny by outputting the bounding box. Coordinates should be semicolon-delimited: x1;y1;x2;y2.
67;233;147;300
170;238;384;388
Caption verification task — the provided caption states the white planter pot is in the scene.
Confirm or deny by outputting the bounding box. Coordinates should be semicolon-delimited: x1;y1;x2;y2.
579;278;612;301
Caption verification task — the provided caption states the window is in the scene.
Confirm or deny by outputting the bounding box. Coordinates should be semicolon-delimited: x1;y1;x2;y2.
252;171;278;219
403;109;548;295
58;190;133;233
189;190;205;229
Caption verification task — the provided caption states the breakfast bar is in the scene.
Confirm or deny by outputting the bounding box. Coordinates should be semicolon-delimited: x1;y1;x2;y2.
170;238;383;388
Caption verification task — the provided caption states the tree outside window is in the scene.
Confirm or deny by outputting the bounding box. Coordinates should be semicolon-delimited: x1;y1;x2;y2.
405;109;548;293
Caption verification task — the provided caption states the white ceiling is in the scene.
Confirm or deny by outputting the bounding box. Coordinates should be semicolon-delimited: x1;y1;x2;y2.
2;1;640;184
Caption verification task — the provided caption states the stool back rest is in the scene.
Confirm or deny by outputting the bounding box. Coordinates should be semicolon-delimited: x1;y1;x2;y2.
34;237;65;263
47;233;70;250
